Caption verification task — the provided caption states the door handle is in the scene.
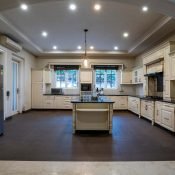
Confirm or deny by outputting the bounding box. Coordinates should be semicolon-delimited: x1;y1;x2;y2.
17;88;20;94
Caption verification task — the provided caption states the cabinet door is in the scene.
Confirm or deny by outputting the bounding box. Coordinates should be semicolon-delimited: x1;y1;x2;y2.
121;71;132;84
32;70;43;83
43;70;52;84
118;96;128;109
80;70;92;83
161;106;174;131
55;96;64;109
32;83;43;108
155;102;162;124
164;80;170;98
170;56;175;80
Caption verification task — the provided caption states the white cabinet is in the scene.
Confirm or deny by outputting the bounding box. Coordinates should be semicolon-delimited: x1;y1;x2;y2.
54;96;64;109
170;54;175;80
107;96;128;110
43;96;55;109
161;105;174;131
43;69;52;84
80;69;93;83
155;101;175;132
32;70;44;109
32;83;43;109
141;100;154;124
132;68;143;84
32;69;43;83
128;96;140;115
155;101;163;125
120;71;132;84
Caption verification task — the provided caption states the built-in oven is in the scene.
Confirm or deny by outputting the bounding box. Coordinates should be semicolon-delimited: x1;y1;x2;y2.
81;83;92;91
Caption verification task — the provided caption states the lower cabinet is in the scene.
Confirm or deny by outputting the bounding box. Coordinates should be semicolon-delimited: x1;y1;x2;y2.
128;96;140;115
141;100;154;124
155;101;163;125
155;102;175;132
107;96;128;110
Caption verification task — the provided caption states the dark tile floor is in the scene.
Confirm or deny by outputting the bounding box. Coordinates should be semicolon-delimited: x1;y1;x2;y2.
0;110;175;161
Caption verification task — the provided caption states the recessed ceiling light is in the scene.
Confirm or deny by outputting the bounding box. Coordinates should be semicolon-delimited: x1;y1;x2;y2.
94;4;101;11
90;46;94;50
69;4;77;11
114;46;118;50
142;6;148;12
20;3;28;11
77;46;82;50
53;46;57;50
42;31;48;37
123;32;129;38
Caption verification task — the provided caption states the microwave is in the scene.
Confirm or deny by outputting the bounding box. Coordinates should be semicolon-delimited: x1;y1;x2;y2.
81;84;92;91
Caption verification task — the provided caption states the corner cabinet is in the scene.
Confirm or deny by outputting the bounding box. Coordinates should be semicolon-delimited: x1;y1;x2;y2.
80;69;93;83
128;96;140;116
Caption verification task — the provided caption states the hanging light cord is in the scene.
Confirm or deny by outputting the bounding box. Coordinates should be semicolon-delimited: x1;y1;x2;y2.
84;29;88;57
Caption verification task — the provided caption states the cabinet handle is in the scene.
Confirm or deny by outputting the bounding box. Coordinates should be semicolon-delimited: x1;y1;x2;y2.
163;105;173;108
164;117;169;121
157;110;159;116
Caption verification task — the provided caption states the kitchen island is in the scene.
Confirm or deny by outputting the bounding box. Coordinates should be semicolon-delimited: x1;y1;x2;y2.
71;97;114;134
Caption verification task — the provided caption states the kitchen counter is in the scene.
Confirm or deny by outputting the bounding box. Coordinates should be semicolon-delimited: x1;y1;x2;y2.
71;96;114;134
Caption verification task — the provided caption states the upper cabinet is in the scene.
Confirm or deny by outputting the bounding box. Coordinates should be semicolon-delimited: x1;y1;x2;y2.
132;67;143;84
120;70;132;84
170;52;175;80
80;68;93;83
43;69;52;84
32;69;43;83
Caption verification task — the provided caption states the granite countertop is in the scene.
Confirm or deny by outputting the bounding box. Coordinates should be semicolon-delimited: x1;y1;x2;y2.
43;93;80;96
71;97;114;103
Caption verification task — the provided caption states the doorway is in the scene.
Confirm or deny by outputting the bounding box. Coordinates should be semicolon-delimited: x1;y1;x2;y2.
12;60;19;115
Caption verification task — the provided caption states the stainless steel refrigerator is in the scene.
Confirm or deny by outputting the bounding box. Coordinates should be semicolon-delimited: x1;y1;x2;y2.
0;65;4;136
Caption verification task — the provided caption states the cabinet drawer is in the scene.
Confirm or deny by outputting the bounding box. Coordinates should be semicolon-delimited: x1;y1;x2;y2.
43;96;55;100
161;106;174;130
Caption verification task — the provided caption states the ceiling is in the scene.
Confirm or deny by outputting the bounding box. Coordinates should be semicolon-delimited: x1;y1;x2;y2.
0;0;175;56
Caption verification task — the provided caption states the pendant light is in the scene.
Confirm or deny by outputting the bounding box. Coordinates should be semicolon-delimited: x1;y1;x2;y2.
83;29;88;67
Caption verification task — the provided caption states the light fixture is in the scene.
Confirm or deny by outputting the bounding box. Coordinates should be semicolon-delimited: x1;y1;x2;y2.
114;46;118;50
77;46;82;50
42;31;48;37
69;4;77;11
142;6;148;12
53;46;57;50
20;3;28;11
90;46;94;50
83;29;89;68
94;4;101;11
123;32;129;38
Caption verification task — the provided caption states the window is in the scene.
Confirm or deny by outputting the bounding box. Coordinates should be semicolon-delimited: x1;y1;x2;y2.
95;69;117;89
55;69;78;88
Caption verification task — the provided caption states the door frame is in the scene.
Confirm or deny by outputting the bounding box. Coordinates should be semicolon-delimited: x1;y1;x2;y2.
11;55;24;115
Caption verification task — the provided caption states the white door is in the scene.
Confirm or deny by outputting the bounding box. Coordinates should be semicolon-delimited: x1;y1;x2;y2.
12;61;19;115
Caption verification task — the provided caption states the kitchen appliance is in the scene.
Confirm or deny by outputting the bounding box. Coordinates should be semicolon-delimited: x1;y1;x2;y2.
0;65;4;136
51;88;63;95
81;83;92;91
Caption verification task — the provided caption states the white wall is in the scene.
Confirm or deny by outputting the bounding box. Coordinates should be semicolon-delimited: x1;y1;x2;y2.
36;55;136;95
0;45;36;119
